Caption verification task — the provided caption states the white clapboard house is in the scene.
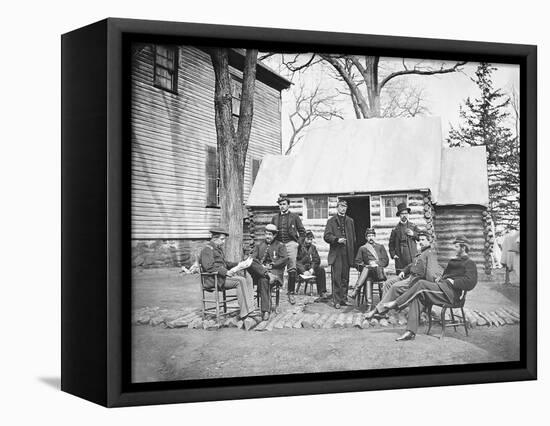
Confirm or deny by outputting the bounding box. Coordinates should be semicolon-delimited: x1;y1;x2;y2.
131;44;291;267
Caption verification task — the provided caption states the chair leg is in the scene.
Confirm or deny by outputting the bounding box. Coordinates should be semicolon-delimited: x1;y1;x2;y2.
201;288;207;320
214;286;221;326
440;307;447;339
426;305;433;335
461;307;469;336
222;289;228;313
450;308;457;332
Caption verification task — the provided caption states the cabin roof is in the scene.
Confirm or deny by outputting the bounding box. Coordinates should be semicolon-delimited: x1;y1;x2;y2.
246;117;489;208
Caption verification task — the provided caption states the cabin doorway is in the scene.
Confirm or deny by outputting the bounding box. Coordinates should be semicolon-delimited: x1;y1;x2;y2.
340;196;371;249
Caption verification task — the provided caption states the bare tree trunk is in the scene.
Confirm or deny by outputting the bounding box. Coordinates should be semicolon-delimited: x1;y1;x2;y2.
210;48;258;261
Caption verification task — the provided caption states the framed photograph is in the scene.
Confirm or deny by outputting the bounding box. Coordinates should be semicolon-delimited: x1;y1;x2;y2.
61;18;536;407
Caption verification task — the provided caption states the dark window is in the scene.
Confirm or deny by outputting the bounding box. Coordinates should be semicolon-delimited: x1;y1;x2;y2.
230;75;242;128
153;45;178;92
305;196;328;219
251;157;262;185
206;146;219;206
381;194;408;219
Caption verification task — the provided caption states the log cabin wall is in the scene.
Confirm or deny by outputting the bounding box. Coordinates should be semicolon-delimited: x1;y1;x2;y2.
131;45;283;267
433;205;487;274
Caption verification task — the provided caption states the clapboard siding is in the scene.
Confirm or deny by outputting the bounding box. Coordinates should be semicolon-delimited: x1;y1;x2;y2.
131;45;283;240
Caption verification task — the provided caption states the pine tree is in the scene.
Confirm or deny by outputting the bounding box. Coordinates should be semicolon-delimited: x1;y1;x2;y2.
447;63;520;234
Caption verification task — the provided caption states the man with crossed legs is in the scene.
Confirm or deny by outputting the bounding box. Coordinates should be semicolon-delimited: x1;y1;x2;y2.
382;235;478;341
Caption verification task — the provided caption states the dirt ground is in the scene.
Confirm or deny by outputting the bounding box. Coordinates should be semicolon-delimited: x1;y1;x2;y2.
131;267;520;383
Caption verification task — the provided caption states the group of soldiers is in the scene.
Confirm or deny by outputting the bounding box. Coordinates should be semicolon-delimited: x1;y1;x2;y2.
199;195;478;341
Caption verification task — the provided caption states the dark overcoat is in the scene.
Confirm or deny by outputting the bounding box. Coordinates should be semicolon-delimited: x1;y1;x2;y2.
388;220;420;271
198;241;237;288
323;214;356;265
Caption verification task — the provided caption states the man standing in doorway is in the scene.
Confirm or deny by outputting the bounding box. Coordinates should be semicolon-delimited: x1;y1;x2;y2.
389;202;420;274
324;199;356;309
271;194;306;305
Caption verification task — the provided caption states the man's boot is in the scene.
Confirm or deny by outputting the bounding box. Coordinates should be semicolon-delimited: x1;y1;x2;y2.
287;271;296;304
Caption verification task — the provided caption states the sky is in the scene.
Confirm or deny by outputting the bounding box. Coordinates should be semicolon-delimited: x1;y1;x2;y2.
264;55;520;154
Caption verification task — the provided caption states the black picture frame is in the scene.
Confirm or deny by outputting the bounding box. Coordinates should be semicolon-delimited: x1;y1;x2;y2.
61;17;537;407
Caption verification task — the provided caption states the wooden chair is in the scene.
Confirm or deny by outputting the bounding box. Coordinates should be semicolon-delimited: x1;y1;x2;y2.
296;274;316;296
425;293;469;339
199;267;239;325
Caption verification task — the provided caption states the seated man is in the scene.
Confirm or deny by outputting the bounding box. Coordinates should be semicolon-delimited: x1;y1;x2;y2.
199;227;258;319
364;229;441;319
296;230;328;300
250;223;289;321
350;228;389;304
382;235;478;341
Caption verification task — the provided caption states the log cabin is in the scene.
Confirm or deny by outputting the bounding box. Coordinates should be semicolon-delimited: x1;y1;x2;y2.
246;117;495;277
130;44;291;268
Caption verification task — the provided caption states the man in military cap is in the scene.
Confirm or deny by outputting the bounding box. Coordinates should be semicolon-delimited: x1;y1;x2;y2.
383;235;478;341
199;227;257;319
364;228;441;320
250;224;289;320
350;227;389;306
271;194;306;304
324;199;356;309
296;230;328;299
389;202;420;274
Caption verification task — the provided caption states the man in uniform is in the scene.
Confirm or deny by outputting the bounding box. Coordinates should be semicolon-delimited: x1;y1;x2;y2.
389;202;420;274
383;235;478;341
271;194;306;304
323;199;356;309
251;224;288;320
364;229;441;319
350;228;389;307
296;230;328;299
199;227;257;319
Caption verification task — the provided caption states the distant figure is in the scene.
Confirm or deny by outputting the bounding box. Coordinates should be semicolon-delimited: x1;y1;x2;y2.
324;199;356;309
251;224;288;321
383;235;478;341
271;194;306;305
500;230;520;285
199;227;257;319
389;202;420;273
350;228;389;304
296;230;328;300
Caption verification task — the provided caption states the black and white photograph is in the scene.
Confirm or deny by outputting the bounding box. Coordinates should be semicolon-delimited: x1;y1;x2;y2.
130;44;522;383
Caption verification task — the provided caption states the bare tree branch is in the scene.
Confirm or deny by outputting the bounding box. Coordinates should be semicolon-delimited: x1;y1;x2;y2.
379;61;467;90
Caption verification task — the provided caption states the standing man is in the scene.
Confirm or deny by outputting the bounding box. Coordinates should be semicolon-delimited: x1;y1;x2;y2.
364;229;441;320
271;194;306;304
383;235;478;341
199;227;257;319
389;202;420;274
324;199;356;309
251;224;288;320
296;230;328;299
350;228;389;307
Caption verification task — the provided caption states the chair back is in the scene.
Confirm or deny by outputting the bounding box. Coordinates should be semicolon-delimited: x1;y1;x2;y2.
198;265;218;290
